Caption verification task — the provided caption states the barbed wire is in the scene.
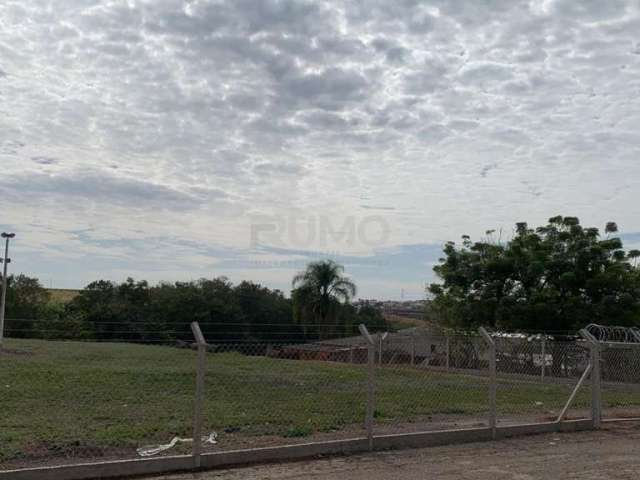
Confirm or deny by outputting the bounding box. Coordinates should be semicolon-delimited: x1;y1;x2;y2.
585;323;640;343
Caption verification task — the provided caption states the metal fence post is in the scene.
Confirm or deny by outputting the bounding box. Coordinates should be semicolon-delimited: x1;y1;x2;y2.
479;327;497;439
191;322;208;468
541;337;546;382
366;342;375;448
410;334;415;366
359;324;376;451
580;328;602;429
591;342;602;428
557;362;593;423
445;335;450;370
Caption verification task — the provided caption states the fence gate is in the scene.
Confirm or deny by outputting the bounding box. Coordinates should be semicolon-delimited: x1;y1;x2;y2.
584;324;640;422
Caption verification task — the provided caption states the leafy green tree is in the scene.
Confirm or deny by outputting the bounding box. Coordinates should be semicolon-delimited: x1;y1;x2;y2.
355;302;388;333
67;276;298;343
429;216;640;331
33;303;94;340
234;281;297;342
68;278;151;341
4;274;51;337
292;260;357;339
6;270;362;344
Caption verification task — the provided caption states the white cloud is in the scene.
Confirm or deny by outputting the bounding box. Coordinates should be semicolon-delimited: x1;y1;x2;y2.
1;0;640;297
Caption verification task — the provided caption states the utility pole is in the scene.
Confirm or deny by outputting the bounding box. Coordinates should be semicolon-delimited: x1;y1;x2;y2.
0;232;15;350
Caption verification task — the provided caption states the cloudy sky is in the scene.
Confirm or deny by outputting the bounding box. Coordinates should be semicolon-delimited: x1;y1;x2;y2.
1;0;640;299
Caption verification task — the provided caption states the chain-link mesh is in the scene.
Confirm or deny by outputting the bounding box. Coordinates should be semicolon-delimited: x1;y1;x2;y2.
201;340;367;451
494;337;591;425
0;337;195;471
600;344;640;419
7;326;640;473
373;333;490;433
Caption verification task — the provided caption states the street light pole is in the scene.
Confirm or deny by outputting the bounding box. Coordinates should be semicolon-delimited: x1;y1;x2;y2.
0;232;15;350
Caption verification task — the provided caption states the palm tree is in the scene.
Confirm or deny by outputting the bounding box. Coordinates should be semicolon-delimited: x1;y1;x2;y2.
292;260;356;339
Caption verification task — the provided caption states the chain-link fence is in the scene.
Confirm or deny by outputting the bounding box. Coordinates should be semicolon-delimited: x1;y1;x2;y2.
375;333;490;433
0;337;197;471
600;344;640;420
494;337;592;425
201;340;368;451
3;325;640;474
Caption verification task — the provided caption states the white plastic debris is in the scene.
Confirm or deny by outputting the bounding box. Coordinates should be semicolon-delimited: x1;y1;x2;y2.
137;432;218;457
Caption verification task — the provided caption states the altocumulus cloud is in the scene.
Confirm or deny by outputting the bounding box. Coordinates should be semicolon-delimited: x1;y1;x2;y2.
0;171;229;210
1;0;640;298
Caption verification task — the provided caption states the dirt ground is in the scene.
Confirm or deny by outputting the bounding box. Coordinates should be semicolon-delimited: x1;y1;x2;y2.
145;423;640;480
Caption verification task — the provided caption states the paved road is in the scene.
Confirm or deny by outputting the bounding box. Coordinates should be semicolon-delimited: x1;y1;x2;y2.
148;423;640;479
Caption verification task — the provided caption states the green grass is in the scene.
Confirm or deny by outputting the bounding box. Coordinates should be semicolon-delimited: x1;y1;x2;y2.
46;288;80;303
1;338;638;466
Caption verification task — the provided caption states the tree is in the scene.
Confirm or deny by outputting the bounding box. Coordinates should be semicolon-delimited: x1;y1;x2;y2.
4;274;51;338
65;276;298;344
355;302;388;332
233;281;297;342
292;260;357;339
429;216;640;332
68;278;151;341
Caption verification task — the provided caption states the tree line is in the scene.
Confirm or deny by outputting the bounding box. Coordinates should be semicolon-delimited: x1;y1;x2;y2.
4;264;387;344
429;216;640;333
10;215;632;344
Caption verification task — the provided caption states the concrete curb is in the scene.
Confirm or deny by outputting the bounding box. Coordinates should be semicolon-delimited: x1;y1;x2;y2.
0;419;597;480
0;455;194;480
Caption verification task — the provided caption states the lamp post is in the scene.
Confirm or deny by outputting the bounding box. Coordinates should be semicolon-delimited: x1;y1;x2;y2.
0;232;15;349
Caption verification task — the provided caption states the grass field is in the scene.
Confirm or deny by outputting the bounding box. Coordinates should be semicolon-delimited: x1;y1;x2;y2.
46;288;81;303
1;338;635;468
383;313;430;330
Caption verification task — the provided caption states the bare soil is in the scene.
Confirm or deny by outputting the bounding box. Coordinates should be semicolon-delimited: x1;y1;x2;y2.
145;422;640;480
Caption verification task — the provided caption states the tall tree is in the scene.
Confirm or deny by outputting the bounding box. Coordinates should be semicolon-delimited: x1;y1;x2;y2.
4;274;51;337
429;216;640;331
292;260;357;339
